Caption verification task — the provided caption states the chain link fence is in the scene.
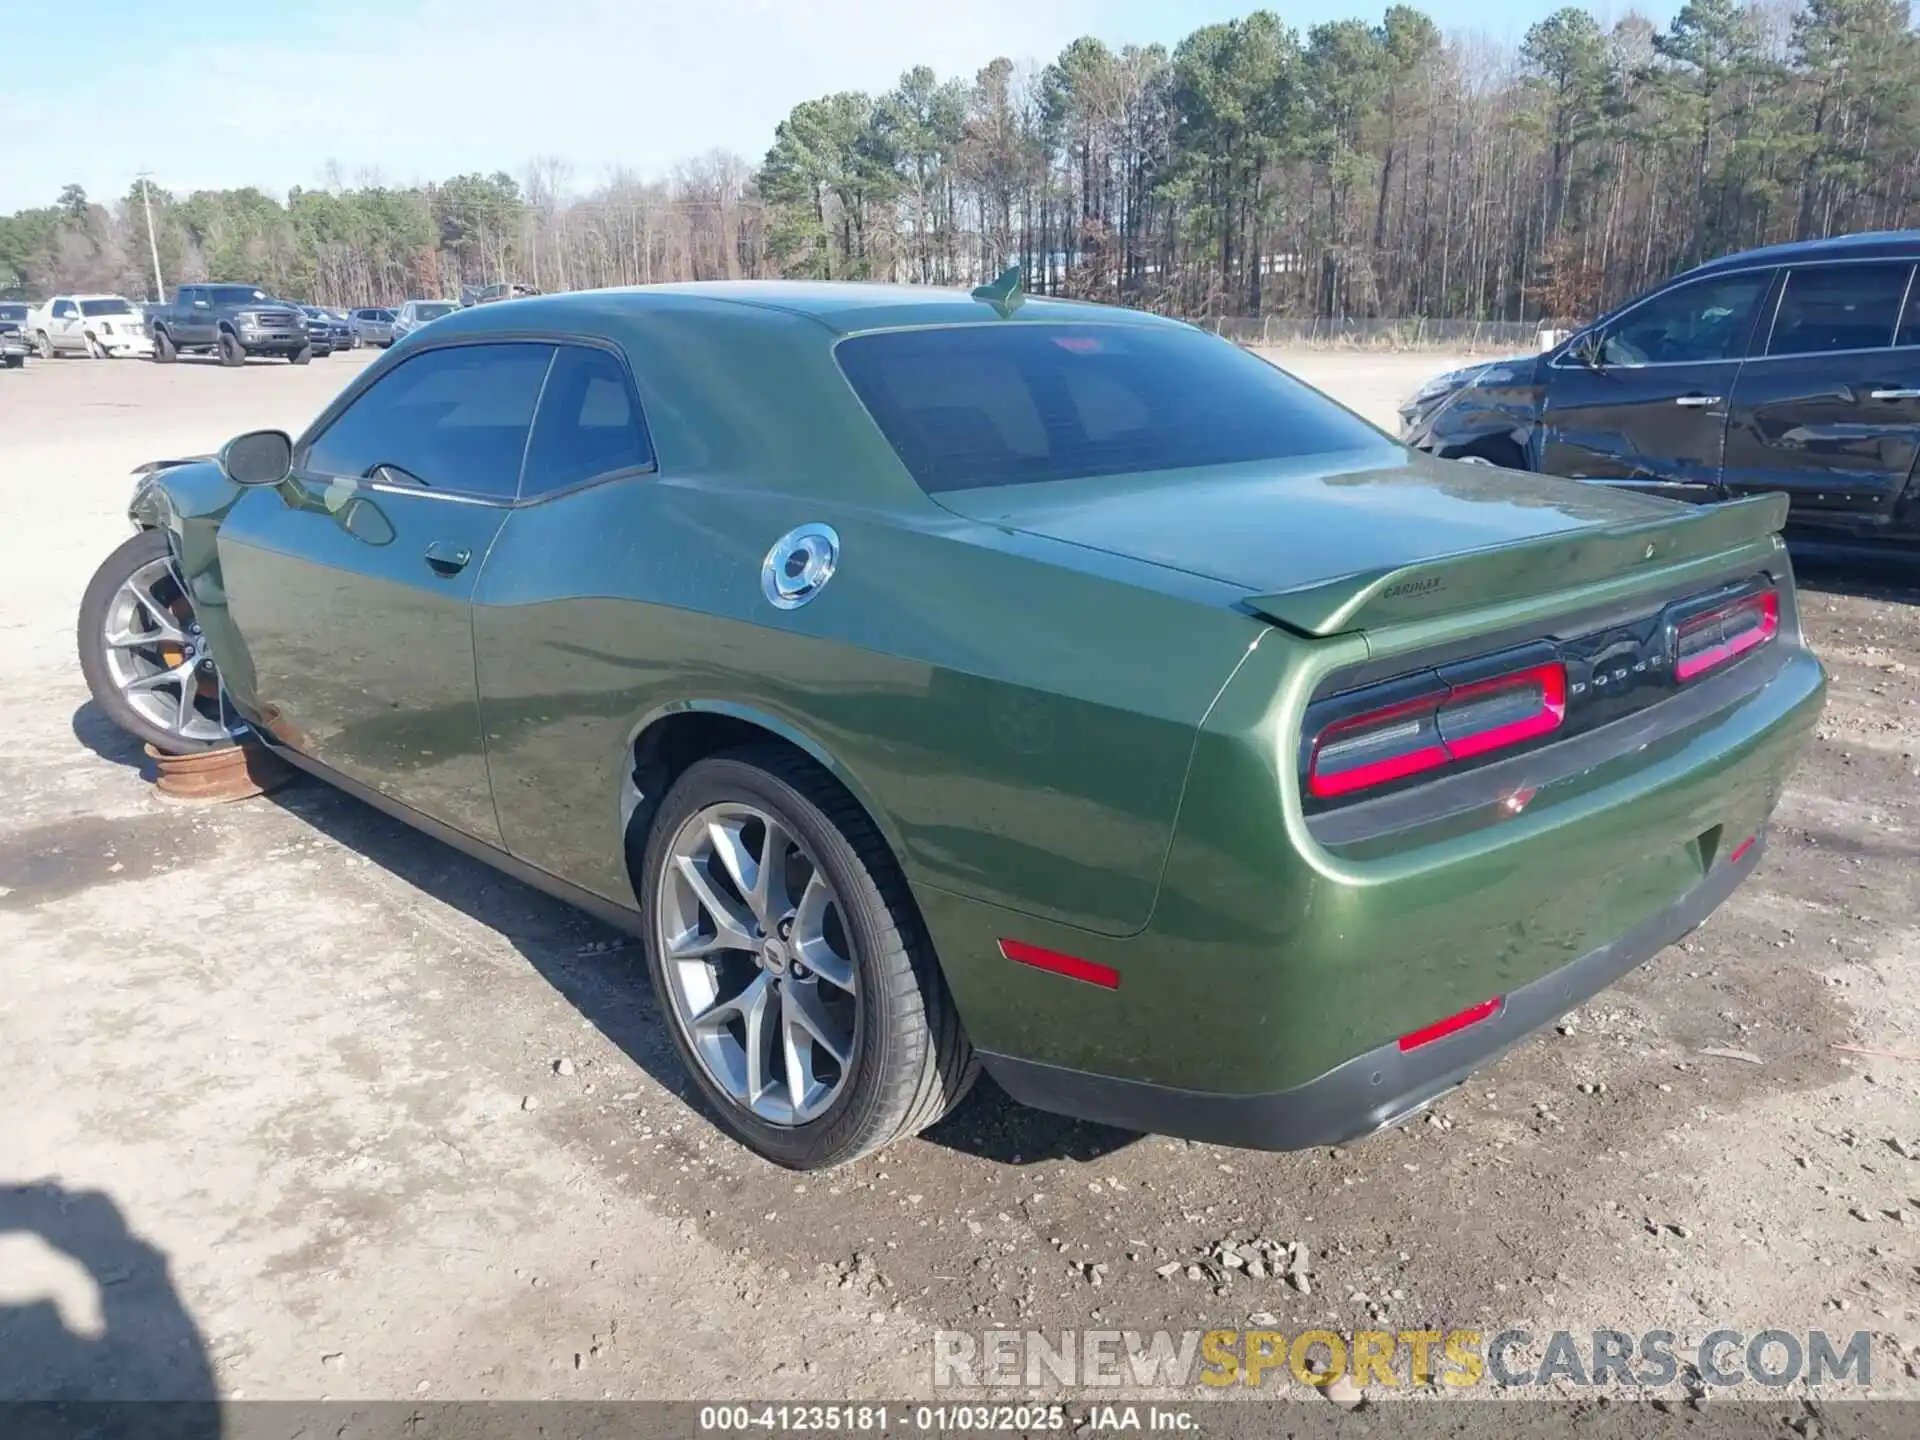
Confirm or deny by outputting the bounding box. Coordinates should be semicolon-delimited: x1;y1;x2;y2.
1198;316;1554;353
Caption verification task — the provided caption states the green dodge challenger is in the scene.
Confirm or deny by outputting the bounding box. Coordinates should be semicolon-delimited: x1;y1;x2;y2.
79;276;1827;1169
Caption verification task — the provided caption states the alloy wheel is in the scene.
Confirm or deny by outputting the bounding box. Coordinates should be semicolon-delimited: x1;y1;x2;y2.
656;801;859;1126
99;554;243;746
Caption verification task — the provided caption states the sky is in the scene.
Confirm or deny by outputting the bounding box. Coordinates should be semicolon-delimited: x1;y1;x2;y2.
0;0;1683;214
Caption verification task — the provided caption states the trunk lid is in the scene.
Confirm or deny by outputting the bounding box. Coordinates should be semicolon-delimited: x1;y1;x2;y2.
936;451;1790;636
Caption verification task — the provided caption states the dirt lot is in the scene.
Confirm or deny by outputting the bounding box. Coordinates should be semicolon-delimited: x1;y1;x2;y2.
1;346;1916;1408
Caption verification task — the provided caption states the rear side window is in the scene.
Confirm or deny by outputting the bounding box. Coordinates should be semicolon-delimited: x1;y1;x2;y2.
835;323;1389;494
1768;263;1912;356
519;344;654;498
304;342;555;498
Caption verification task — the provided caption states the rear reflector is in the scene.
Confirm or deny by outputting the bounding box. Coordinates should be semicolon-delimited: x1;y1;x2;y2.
1398;996;1502;1052
999;938;1120;989
1728;834;1757;865
1675;589;1778;682
1309;662;1567;799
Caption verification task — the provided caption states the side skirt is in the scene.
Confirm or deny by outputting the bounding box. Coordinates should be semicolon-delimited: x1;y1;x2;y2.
257;734;648;938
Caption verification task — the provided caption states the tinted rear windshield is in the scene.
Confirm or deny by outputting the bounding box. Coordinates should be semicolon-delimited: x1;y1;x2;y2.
835;323;1388;494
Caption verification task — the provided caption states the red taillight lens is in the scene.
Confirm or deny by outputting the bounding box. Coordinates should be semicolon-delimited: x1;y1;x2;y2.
1675;589;1778;682
1309;662;1567;799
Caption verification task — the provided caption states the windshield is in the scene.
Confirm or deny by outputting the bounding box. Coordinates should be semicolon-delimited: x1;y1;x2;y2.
206;285;274;306
835;323;1391;494
415;303;457;321
79;298;134;317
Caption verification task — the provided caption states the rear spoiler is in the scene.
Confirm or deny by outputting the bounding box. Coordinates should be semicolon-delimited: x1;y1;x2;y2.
1245;492;1790;637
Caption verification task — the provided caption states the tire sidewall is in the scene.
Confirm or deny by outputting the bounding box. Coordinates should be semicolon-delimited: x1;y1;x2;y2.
218;333;245;366
640;756;902;1169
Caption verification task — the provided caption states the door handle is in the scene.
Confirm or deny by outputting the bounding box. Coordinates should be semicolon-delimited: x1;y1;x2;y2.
424;541;472;577
1868;387;1920;401
1673;394;1722;408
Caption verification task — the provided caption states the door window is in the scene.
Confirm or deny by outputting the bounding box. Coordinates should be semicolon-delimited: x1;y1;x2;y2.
519;345;654;498
1599;272;1771;367
1767;263;1912;356
52;300;77;319
303;342;555;499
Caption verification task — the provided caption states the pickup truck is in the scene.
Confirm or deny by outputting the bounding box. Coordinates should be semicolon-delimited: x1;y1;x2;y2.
145;284;314;365
27;293;154;358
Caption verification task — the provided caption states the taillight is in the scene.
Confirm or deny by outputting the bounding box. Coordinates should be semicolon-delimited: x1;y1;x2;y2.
1309;661;1567;799
1674;589;1778;682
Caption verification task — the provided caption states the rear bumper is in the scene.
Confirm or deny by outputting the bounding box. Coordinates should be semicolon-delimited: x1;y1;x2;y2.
982;833;1762;1149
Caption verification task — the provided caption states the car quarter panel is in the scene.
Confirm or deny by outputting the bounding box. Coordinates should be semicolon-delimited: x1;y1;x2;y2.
472;481;1261;938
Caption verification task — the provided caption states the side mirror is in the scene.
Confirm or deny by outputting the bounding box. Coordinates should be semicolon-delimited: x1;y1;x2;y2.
219;429;294;487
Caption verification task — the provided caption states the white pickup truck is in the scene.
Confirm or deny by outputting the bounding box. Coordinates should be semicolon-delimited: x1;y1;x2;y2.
26;293;153;358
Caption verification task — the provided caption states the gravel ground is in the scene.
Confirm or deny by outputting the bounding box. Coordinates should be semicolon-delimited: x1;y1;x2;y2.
0;345;1916;1408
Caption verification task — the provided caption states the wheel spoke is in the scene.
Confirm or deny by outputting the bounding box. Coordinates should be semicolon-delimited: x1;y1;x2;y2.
791;871;854;991
104;616;187;649
689;970;770;1033
782;980;850;1068
673;855;756;953
706;818;757;910
125;659;195;697
174;670;201;732
741;974;774;1103
752;817;794;922
127;566;184;629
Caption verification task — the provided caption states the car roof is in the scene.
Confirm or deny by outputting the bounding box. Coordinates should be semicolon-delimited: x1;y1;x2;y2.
1686;229;1920;277
421;280;1189;338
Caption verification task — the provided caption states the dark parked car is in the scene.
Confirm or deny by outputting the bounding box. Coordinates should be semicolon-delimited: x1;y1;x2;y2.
75;278;1824;1170
145;284;314;364
1402;230;1920;557
0;302;27;367
298;306;350;355
350;307;395;347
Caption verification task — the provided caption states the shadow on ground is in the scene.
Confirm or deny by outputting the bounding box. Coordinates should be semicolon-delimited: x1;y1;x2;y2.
0;1181;220;1436
69;701;150;773
263;774;1135;1167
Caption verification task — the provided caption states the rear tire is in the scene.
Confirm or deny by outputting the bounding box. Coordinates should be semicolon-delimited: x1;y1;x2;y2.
152;328;177;362
640;746;976;1170
34;331;53;359
217;332;245;367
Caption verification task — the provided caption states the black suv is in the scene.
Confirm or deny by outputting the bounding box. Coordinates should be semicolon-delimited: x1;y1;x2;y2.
1402;230;1920;555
